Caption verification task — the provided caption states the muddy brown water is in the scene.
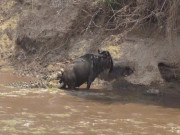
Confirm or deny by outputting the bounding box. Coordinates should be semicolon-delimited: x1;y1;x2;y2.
0;71;34;85
0;71;179;135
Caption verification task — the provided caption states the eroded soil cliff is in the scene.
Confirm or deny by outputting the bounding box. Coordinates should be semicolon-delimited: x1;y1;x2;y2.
0;0;180;89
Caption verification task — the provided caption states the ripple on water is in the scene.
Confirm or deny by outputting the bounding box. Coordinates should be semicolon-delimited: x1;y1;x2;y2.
0;82;180;135
0;87;68;98
121;118;146;125
167;123;180;134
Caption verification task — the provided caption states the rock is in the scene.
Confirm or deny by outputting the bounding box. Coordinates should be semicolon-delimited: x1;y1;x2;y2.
144;89;161;96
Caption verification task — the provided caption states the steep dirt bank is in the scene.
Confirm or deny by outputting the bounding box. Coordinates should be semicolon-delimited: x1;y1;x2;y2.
0;0;180;88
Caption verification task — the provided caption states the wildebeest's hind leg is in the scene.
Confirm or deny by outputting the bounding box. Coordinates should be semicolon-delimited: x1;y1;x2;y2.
87;81;91;90
68;84;75;90
67;81;76;90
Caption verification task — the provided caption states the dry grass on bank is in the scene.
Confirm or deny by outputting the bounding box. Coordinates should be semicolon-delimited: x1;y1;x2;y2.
86;0;180;43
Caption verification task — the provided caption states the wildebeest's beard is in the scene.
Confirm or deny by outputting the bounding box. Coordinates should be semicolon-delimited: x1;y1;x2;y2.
102;56;113;73
98;50;113;73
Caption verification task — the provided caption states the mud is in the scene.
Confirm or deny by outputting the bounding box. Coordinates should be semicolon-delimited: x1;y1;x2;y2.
0;71;35;85
0;71;179;135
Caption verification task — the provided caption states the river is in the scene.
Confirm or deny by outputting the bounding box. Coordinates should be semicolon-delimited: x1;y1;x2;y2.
0;71;179;135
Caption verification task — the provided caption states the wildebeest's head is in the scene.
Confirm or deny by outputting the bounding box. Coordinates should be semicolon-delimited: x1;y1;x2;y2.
98;49;113;73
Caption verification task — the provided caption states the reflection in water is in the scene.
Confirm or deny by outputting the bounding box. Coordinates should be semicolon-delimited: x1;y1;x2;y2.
0;72;179;134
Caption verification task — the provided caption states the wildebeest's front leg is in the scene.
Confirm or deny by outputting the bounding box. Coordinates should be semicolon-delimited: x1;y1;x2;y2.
87;58;97;90
87;73;97;90
87;63;97;90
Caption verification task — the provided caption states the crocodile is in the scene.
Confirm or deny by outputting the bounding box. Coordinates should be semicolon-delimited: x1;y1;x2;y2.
6;70;64;89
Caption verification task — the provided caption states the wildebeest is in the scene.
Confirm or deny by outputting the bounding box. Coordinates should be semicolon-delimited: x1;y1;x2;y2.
59;50;113;90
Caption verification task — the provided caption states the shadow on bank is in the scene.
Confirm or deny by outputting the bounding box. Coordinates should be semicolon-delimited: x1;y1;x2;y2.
63;64;180;109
